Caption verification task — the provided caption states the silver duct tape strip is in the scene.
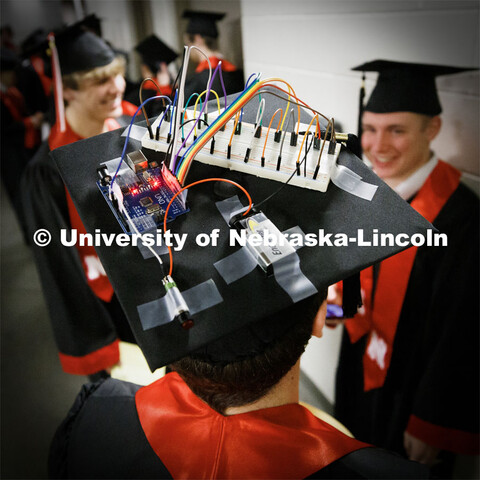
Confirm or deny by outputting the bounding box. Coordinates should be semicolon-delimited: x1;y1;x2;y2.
272;255;318;302
214;197;316;301
331;164;378;201
137;279;223;330
215;195;248;223
214;247;257;284
122;124;147;142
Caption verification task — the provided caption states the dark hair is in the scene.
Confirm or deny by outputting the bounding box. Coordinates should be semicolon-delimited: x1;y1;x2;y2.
186;33;218;52
171;290;326;414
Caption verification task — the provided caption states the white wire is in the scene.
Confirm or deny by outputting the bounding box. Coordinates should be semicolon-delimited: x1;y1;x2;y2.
171;45;212;162
122;206;164;268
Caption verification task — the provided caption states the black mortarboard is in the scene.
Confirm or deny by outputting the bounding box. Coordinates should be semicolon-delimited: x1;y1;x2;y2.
0;46;19;70
20;28;47;58
49;93;433;370
183;10;225;39
135;35;178;71
353;59;475;115
54;23;115;76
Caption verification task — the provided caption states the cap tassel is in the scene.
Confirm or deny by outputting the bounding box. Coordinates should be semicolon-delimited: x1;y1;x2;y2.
357;72;365;149
48;33;66;133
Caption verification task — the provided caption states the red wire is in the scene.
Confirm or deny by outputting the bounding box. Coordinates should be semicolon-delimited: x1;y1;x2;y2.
163;178;253;276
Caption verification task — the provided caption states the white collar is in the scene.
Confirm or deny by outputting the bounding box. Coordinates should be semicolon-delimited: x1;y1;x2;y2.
394;153;439;200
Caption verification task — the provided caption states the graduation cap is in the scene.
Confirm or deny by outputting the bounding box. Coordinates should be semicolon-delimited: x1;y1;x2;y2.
135;35;178;72
0;46;19;70
20;28;47;58
353;59;476;116
49;93;433;370
183;10;225;39
53;23;115;76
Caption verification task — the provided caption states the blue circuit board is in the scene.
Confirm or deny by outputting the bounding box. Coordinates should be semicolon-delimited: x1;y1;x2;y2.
97;165;189;234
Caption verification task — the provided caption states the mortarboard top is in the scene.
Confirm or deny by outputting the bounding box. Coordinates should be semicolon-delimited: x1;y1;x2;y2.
183;10;225;39
20;28;47;58
353;59;476;115
27;19;115;77
54;22;115;76
0;46;19;70
135;35;178;69
50;93;433;370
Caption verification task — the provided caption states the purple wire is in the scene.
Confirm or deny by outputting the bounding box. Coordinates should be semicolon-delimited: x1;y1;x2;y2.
171;62;222;172
218;66;227;110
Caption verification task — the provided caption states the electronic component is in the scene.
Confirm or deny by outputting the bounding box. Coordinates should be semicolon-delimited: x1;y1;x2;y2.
126;150;149;173
96;162;188;234
162;275;193;329
230;210;296;276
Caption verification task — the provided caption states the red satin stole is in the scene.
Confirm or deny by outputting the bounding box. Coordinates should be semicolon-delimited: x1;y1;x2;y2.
136;372;368;479
1;86;39;149
48;117;126;302
345;160;461;391
195;56;237;73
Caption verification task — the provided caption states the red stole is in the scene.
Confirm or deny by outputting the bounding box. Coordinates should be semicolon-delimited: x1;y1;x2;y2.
1;86;40;149
30;55;53;97
195;56;237;73
136;373;368;479
345;160;461;391
48;116;127;302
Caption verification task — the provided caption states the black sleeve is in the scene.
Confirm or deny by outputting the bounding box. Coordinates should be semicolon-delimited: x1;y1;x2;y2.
305;447;430;479
20;147;118;369
49;381;105;478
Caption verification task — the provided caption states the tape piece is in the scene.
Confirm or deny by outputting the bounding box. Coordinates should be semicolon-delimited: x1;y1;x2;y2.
214;197;316;301
214;247;257;284
331;164;378;201
272;255;318;302
215;195;248;224
137;279;223;330
122;124;148;142
282;225;306;251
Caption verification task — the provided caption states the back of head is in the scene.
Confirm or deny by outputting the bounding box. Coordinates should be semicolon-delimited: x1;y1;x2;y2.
172;291;326;413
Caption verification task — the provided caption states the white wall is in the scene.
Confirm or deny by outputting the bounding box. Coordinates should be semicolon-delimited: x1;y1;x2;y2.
240;0;479;404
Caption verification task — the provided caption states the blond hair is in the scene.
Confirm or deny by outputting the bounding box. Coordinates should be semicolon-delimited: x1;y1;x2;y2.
62;56;126;90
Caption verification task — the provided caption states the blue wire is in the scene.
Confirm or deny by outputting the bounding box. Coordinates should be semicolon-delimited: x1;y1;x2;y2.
240;73;259;124
109;94;172;194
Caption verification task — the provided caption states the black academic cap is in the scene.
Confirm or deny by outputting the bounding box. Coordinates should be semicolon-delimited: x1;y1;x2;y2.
353;59;476;115
54;23;115;76
81;13;103;37
183;10;225;38
0;46;19;70
50;93;433;370
20;28;47;58
135;35;178;70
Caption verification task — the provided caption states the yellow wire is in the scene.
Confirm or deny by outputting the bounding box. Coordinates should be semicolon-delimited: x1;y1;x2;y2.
193;89;221;136
228;111;241;147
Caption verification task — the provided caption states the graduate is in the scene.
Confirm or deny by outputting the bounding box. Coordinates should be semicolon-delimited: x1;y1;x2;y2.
21;21;138;378
125;34;178;118
45;88;434;477
182;10;245;102
334;60;479;475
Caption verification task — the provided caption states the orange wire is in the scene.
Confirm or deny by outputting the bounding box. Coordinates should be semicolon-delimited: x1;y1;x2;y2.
163;178;253;276
261;108;283;158
228;111;241;147
296;115;319;166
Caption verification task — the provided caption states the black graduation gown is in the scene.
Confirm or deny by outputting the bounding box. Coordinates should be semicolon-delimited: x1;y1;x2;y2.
49;374;429;479
335;179;480;459
20;112;135;375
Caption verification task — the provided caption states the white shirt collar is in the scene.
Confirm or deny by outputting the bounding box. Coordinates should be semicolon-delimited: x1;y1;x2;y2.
394;153;439;200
